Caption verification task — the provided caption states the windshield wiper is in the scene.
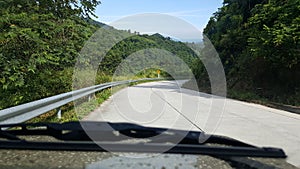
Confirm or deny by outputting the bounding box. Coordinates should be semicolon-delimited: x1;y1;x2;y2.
0;121;286;158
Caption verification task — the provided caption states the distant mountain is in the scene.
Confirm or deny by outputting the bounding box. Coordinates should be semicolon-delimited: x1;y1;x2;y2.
83;18;113;29
96;29;199;74
80;19;200;74
151;33;165;38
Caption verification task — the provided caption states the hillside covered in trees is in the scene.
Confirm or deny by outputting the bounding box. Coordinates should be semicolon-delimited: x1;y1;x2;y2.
0;0;197;109
193;0;299;105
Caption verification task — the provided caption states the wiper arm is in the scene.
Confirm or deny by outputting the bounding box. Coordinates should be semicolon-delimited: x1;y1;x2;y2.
0;121;286;158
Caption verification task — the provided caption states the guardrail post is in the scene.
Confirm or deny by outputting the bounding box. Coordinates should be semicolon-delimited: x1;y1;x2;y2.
57;108;62;119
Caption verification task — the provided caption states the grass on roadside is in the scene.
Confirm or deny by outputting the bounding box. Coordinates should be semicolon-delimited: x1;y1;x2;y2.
182;80;300;108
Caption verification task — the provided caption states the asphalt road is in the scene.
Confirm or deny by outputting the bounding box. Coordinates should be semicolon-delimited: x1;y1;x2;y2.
85;80;300;167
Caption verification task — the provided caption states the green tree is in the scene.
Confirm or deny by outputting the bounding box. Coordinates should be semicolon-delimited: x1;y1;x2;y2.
195;0;300;104
0;0;100;109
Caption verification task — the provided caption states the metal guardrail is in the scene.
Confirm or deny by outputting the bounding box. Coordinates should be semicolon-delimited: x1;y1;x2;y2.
0;78;160;124
267;102;300;115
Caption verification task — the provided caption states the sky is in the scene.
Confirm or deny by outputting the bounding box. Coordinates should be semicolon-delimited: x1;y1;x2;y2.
93;0;223;42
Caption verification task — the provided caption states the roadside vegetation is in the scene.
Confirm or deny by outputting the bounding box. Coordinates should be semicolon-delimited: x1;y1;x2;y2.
188;0;300;106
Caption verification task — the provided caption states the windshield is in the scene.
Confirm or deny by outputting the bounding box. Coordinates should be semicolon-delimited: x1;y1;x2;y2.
0;0;299;169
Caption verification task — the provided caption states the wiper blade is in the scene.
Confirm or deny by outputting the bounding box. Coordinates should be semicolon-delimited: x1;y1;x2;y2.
0;122;256;146
0;121;286;158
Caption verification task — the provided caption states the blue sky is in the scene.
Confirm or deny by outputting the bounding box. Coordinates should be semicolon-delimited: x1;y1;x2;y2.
93;1;223;42
95;0;223;31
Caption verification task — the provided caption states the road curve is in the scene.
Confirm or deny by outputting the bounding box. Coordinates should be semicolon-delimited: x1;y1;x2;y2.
84;80;300;167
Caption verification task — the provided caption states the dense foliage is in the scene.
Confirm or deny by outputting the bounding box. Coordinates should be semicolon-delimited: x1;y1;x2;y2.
99;33;197;74
0;1;197;109
196;0;300;105
0;0;100;109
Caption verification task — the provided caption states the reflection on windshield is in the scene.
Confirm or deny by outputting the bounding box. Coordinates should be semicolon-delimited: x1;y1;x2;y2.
0;0;299;168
